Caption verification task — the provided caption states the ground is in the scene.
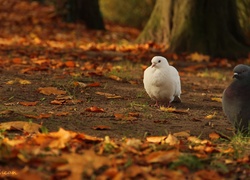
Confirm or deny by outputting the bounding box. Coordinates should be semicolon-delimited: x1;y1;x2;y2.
0;55;235;140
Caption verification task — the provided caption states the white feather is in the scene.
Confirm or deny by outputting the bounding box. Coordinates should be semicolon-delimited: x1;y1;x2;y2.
143;56;181;105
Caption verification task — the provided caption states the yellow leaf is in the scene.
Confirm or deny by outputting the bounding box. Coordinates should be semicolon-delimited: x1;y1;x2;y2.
205;112;216;119
160;106;189;114
187;52;210;62
211;97;222;103
19;79;31;85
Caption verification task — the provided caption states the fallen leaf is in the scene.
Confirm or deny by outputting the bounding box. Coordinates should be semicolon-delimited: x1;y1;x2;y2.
55;112;70;116
0;121;41;134
211;97;222;103
193;170;223;180
3;137;26;146
85;106;105;113
96;91;122;99
209;132;220;140
92;125;111;130
187;52;210;62
114;113;125;120
173;130;190;137
109;75;122;81
50;99;66;105
160;106;189;114
164;134;180;146
0;110;14;115
65;61;75;67
19;79;31;85
38;87;66;95
57;151;110;180
205;112;216;119
87;82;100;87
146;136;168;143
128;112;140;117
74;81;87;88
19;101;38;106
146;149;180;164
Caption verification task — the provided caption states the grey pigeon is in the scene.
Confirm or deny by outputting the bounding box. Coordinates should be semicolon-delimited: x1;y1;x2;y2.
222;64;250;133
143;56;181;107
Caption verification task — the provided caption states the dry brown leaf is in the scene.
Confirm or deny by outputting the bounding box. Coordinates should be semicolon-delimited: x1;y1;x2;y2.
146;136;167;143
146;149;180;164
96;91;122;99
19;101;38;106
128;112;140;117
50;99;65;105
114;113;125;120
193;170;223;180
85;106;105;113
92;125;111;130
57;151;110;180
55;112;70;116
164;134;180;146
0;121;41;133
173;130;190;137
38;87;66;95
0;110;14;115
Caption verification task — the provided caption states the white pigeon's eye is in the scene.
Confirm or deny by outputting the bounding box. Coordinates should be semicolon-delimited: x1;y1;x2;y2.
158;60;161;63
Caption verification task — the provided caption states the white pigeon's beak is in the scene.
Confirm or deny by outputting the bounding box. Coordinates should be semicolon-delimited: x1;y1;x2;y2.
151;63;156;67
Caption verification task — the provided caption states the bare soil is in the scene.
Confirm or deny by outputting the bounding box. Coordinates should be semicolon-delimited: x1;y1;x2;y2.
0;57;235;140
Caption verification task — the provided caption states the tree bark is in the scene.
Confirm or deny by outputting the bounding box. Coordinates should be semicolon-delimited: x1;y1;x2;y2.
137;0;250;59
67;0;105;30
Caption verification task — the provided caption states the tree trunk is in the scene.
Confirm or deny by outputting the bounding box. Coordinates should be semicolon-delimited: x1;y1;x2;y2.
67;0;105;30
136;0;172;44
137;0;250;59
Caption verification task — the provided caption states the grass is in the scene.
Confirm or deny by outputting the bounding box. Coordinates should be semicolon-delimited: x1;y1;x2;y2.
105;61;143;81
197;69;227;81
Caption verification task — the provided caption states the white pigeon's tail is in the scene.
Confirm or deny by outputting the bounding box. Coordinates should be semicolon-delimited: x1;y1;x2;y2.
173;96;181;103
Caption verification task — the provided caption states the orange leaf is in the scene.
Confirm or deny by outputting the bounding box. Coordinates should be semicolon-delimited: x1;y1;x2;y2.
209;132;220;140
128;112;139;117
50;100;65;105
65;61;75;68
85;106;105;113
19;101;38;106
12;58;22;64
87;82;100;87
38;87;66;95
109;75;122;81
146;149;180;164
114;113;125;120
55;112;70;116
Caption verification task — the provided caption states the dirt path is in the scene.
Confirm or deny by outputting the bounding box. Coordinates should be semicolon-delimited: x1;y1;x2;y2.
0;58;234;139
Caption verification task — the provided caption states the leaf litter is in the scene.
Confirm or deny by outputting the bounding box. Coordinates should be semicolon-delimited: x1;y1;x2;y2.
0;0;249;179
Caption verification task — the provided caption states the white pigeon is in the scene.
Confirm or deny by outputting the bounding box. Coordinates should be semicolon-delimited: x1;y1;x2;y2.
143;56;181;106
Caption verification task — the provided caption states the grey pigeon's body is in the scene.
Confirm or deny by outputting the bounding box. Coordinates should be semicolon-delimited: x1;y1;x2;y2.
222;64;250;133
143;56;181;106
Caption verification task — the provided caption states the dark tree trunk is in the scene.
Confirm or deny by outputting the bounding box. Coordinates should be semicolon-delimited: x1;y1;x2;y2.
67;0;105;30
137;0;250;59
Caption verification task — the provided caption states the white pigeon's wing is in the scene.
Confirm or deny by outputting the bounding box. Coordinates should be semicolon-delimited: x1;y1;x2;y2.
169;66;181;97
